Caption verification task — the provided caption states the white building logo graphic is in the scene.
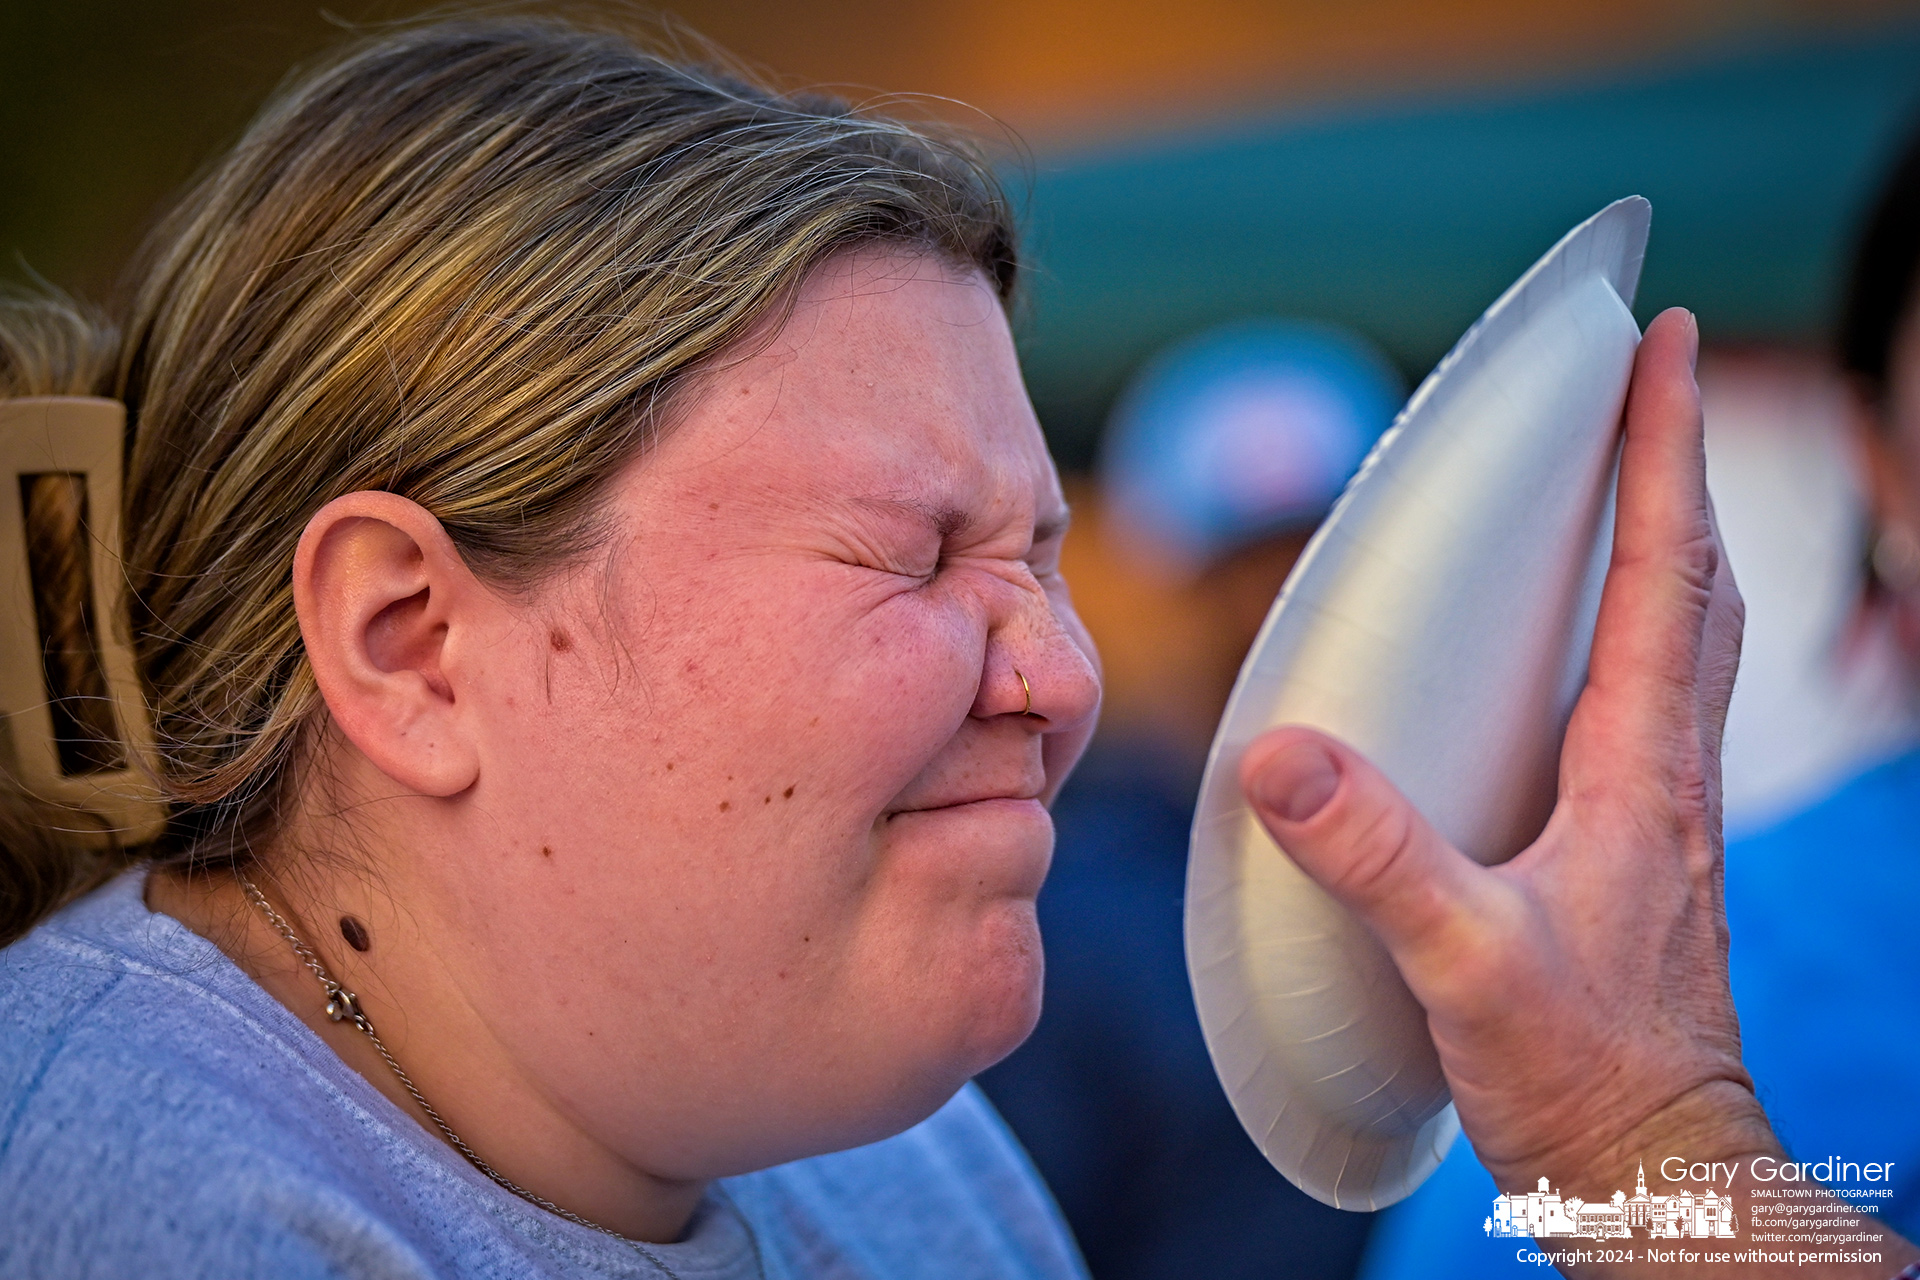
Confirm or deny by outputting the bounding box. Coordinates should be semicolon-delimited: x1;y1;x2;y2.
1486;1163;1739;1240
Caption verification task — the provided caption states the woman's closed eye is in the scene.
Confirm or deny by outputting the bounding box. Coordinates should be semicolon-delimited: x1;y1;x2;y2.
1026;511;1070;578
1024;542;1064;583
836;498;1067;591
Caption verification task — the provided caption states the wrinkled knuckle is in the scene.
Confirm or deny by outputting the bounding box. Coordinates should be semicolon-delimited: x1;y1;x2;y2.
1677;529;1719;593
1667;768;1713;828
1651;771;1723;887
1324;801;1418;908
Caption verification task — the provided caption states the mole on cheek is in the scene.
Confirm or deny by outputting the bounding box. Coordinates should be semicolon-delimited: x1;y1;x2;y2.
339;916;371;952
541;846;553;859
549;628;572;653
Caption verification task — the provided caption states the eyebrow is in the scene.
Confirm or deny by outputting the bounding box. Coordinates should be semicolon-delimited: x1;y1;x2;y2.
856;495;1070;547
856;496;974;541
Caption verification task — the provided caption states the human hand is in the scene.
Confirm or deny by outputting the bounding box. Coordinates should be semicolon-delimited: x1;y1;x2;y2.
1238;307;1773;1201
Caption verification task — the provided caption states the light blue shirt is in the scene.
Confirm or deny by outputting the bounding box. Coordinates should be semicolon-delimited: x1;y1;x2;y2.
1357;746;1920;1279
0;869;1088;1280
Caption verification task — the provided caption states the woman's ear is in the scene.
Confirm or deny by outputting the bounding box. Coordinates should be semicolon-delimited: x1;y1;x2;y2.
293;491;486;798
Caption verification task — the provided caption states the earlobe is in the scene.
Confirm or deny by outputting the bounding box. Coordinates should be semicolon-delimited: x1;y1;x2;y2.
294;492;483;798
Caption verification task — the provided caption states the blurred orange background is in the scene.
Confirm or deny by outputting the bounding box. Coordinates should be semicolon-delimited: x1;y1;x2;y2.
5;0;1916;292
7;0;1919;742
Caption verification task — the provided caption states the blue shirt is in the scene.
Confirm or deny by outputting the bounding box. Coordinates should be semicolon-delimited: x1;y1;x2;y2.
1358;746;1920;1279
0;870;1088;1280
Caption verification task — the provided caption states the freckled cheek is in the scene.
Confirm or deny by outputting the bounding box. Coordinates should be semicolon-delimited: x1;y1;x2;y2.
843;606;982;738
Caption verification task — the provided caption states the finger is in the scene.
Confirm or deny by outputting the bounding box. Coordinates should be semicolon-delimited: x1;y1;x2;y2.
1696;495;1745;768
1240;726;1486;971
1577;308;1716;769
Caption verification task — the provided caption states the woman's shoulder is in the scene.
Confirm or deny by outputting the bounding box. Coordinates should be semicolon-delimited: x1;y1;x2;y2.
0;873;455;1277
0;870;316;1122
724;1083;1088;1280
1;870;249;1105
1;874;1085;1279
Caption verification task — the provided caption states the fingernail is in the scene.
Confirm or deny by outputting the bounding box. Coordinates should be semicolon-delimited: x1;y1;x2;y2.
1686;310;1700;371
1254;740;1341;823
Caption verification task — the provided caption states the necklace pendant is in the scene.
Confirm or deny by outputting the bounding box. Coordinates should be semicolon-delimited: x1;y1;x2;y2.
325;986;364;1025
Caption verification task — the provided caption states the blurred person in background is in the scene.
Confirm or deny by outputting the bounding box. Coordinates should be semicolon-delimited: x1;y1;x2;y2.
980;320;1402;1280
1355;113;1920;1280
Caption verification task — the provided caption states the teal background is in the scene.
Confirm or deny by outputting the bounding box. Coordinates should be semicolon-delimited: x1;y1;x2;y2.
1014;27;1920;465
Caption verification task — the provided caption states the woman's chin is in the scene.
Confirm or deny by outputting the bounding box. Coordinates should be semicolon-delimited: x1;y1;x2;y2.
949;901;1046;1073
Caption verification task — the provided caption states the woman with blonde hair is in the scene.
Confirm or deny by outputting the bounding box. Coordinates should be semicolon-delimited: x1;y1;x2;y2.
3;21;1095;1276
0;14;1861;1280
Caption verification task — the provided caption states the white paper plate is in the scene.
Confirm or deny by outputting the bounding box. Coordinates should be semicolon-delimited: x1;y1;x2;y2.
1184;197;1651;1209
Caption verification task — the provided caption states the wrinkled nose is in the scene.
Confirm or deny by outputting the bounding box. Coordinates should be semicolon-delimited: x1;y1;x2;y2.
972;583;1102;738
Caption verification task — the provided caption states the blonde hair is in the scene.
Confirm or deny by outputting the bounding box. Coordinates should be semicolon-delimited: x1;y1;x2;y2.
0;16;1017;942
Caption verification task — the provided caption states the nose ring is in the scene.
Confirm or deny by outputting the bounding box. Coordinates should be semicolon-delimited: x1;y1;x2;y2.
1016;668;1035;717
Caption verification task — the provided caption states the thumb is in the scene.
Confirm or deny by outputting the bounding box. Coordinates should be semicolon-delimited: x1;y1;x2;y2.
1240;727;1484;970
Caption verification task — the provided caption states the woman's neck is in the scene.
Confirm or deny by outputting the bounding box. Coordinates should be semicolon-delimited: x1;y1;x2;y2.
144;859;708;1243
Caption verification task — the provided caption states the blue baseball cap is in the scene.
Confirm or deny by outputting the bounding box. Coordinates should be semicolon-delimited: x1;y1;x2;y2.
1100;319;1404;573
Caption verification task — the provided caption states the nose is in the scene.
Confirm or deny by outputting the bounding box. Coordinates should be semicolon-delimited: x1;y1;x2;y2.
970;577;1102;736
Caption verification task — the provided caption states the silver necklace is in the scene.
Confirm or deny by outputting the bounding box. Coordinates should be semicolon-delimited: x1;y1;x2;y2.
237;873;686;1279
